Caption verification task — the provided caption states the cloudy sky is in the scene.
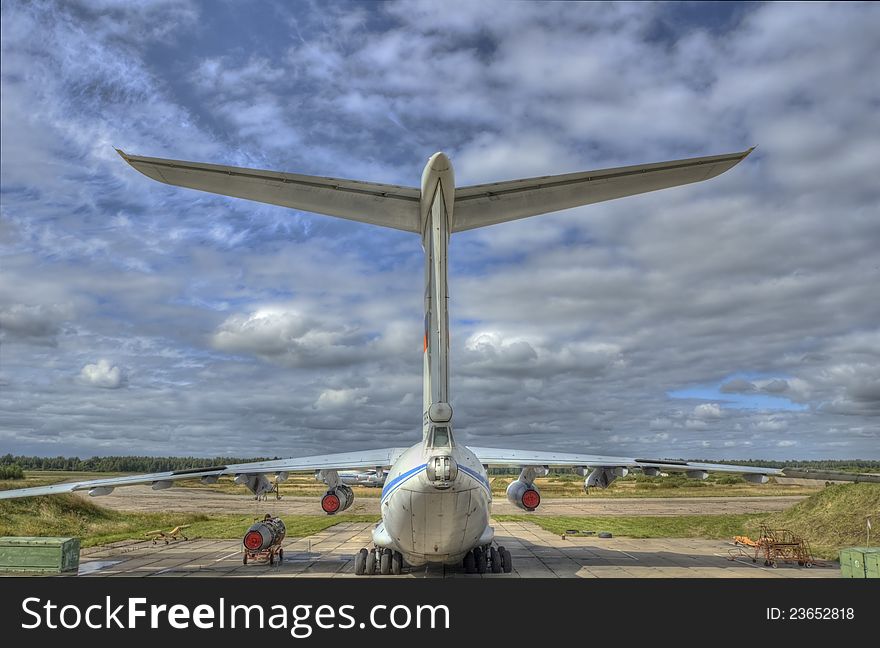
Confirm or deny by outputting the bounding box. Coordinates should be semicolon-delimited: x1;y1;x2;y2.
1;1;878;461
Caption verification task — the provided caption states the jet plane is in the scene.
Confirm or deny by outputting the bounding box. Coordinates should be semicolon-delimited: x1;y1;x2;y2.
2;146;783;575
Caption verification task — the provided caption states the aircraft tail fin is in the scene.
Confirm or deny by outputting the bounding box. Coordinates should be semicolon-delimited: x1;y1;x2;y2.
451;148;754;232
116;150;422;233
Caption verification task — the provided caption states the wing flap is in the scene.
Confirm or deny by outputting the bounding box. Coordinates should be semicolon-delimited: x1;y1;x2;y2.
117;150;421;233
452;148;754;232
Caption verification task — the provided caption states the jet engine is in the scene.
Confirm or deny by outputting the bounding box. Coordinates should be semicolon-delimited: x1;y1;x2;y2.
506;479;541;511
243;515;286;552
321;484;354;514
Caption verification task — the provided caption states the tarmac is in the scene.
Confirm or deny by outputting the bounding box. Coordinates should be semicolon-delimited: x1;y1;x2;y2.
71;521;838;578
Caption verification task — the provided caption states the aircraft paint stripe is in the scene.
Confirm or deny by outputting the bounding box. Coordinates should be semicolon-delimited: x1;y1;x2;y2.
380;467;425;503
381;463;427;502
458;464;491;495
380;463;490;503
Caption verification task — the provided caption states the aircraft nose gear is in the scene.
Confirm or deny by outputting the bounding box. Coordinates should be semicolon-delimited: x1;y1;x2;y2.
355;547;404;575
464;545;512;574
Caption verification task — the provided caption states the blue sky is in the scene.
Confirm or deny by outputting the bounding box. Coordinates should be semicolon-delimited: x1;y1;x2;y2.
1;0;878;460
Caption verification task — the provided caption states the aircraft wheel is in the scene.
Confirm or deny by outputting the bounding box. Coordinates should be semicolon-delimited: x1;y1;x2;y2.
366;549;377;575
243;553;248;565
391;551;403;575
474;547;487;574
269;553;275;566
490;547;502;573
278;549;284;564
354;548;368;575
380;549;392;575
463;550;476;574
499;546;512;573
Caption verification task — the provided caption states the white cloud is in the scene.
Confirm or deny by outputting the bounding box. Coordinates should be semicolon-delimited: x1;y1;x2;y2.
693;403;724;419
211;307;371;368
756;418;788;432
79;359;125;389
314;388;367;410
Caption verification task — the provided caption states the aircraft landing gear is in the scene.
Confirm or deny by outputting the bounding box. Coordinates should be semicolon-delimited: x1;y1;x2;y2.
463;545;512;574
354;548;368;575
490;546;502;573
355;547;404;576
499;546;512;573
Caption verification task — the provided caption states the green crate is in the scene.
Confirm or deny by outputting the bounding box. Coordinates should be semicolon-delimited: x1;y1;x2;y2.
865;552;880;579
0;537;80;573
839;547;880;579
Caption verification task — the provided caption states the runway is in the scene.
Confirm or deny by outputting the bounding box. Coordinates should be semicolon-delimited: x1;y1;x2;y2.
71;521;838;578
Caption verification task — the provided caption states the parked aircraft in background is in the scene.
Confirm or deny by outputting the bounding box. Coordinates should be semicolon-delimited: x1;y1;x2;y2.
339;469;387;488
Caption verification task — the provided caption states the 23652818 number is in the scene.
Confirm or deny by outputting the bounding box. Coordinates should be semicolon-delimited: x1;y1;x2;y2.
787;608;854;620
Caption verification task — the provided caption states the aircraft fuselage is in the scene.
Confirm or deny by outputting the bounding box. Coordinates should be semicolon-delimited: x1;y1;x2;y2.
369;153;495;566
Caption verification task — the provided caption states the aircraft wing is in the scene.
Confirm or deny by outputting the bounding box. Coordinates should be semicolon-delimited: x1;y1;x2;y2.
468;446;782;478
117;150;421;233
0;448;406;500
452;148;754;232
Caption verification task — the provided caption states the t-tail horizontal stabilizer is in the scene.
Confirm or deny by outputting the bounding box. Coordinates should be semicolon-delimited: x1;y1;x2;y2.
116;147;754;234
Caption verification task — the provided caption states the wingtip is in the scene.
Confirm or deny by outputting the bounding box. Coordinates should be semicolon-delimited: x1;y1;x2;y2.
115;148;129;160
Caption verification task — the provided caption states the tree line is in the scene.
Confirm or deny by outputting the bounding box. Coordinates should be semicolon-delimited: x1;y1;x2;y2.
0;454;275;473
0;464;24;479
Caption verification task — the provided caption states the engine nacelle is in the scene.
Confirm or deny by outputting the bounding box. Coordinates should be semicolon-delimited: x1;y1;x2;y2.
243;515;286;551
506;479;541;511
321;484;354;514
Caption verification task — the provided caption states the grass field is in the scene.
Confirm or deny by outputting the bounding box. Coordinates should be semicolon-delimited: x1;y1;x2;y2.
0;471;128;492
0;494;378;548
747;482;880;558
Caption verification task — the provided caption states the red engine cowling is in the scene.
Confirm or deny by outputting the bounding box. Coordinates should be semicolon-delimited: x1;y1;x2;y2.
321;484;354;514
506;479;541;511
243;516;286;551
